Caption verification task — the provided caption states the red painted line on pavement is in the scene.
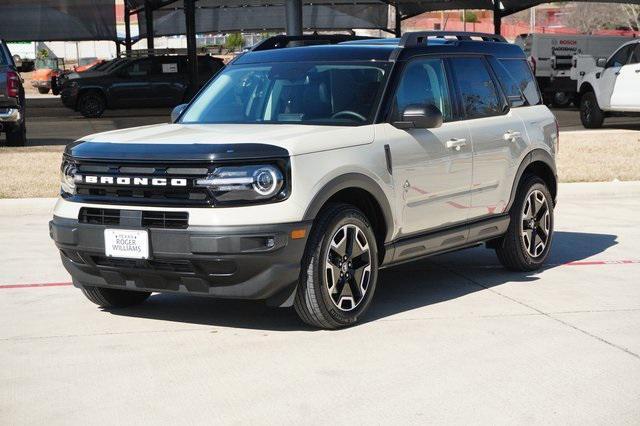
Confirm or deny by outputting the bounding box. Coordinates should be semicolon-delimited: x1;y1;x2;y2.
565;260;640;266
0;282;72;289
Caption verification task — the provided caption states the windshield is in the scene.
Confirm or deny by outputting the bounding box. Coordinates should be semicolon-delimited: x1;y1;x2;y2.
180;61;391;126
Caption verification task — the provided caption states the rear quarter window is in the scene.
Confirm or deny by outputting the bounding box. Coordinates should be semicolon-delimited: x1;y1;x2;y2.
495;58;541;107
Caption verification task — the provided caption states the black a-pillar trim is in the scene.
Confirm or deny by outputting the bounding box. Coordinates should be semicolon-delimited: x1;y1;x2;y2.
184;0;198;97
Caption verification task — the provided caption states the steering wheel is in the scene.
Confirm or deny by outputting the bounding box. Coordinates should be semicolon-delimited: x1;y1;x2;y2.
331;110;367;122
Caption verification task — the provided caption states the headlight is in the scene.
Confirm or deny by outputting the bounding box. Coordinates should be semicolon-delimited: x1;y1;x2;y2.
196;164;287;204
60;158;80;195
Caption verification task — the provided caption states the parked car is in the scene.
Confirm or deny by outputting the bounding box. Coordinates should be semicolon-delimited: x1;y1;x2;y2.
515;33;635;107
59;54;224;118
577;40;640;128
50;32;558;328
0;40;26;146
74;57;105;73
31;57;66;94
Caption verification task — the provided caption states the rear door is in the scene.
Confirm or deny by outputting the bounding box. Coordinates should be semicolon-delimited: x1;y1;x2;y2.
610;43;640;111
449;56;529;220
152;56;188;106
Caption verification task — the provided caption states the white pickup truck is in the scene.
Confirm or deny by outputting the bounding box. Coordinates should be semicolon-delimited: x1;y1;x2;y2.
515;34;634;107
577;40;640;128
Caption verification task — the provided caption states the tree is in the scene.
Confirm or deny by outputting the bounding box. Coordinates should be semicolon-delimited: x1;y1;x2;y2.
619;4;640;30
565;3;619;34
460;10;479;24
225;32;244;52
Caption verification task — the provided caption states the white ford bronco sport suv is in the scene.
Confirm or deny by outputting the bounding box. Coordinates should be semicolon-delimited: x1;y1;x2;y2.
50;32;558;329
578;40;640;128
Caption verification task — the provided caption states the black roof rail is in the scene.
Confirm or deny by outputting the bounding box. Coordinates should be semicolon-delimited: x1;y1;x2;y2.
399;31;507;48
251;34;377;51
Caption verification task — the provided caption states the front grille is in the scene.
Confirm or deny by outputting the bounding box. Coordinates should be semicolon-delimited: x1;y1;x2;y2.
71;160;213;207
141;211;189;229
92;256;196;273
79;207;120;225
79;207;189;229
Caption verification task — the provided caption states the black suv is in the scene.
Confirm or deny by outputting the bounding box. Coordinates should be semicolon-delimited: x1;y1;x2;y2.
59;55;224;118
0;39;26;146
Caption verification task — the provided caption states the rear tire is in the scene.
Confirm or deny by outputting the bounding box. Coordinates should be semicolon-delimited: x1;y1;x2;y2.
580;91;604;128
4;121;26;146
37;87;50;94
294;203;379;329
495;175;554;272
80;285;151;308
78;91;106;118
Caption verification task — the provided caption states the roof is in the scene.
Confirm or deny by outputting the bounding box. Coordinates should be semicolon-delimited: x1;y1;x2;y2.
234;34;526;65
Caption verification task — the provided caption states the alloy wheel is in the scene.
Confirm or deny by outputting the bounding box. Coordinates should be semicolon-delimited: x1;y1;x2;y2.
520;189;550;258
324;224;372;311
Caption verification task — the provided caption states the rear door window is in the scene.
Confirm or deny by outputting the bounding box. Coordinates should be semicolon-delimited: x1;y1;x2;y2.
450;57;503;119
495;58;541;107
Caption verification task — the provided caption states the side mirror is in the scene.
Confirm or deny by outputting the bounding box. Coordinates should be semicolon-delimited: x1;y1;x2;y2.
171;104;188;123
596;58;607;68
392;104;443;130
12;55;22;69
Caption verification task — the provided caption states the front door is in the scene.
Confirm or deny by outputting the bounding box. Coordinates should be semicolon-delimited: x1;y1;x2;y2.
599;44;634;109
110;58;155;107
385;57;472;236
611;43;640;111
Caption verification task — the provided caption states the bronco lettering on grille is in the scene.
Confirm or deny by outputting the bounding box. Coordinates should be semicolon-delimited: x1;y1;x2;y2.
81;176;188;187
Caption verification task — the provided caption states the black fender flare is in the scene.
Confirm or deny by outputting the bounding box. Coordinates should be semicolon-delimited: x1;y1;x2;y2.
302;173;395;242
506;149;557;212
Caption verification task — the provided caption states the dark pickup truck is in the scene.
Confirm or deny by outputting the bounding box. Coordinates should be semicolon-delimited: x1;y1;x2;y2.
0;40;26;146
59;55;224;118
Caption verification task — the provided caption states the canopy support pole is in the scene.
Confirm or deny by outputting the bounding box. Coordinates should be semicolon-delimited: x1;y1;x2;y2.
144;0;154;51
285;0;302;36
493;1;502;35
394;1;402;37
184;0;198;96
124;4;132;53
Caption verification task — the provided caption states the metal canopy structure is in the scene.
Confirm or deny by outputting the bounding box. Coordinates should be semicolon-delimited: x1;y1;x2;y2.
0;0;117;42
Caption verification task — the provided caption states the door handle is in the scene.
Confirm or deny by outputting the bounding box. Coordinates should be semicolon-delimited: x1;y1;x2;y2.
635;69;640;73
503;130;521;141
446;138;467;151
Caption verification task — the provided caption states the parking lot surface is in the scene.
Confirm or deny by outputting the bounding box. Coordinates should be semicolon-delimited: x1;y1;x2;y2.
1;181;639;424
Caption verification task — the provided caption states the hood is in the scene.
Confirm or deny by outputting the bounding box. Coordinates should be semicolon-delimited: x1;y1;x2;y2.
72;123;375;158
69;70;107;80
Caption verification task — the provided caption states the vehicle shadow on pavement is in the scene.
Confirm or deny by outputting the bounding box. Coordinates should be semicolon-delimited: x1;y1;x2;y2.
105;231;617;331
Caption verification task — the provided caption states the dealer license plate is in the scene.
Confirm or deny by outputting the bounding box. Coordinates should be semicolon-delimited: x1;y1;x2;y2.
104;229;149;259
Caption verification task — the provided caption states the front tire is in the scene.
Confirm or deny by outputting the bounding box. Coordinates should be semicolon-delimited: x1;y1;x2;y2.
37;87;50;94
580;91;605;128
495;175;554;271
294;203;379;329
78;91;106;118
80;285;151;308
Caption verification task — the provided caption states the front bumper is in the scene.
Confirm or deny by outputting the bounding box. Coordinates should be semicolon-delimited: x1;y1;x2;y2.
60;87;78;109
0;107;21;123
50;216;311;306
31;80;51;89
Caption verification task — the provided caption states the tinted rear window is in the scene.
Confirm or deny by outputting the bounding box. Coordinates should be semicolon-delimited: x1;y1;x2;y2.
450;57;502;119
496;59;541;107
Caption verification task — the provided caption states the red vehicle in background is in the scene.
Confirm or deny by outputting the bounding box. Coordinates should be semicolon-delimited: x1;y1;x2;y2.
31;57;65;94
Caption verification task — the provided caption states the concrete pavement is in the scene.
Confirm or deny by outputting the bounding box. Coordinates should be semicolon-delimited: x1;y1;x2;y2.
1;182;640;424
